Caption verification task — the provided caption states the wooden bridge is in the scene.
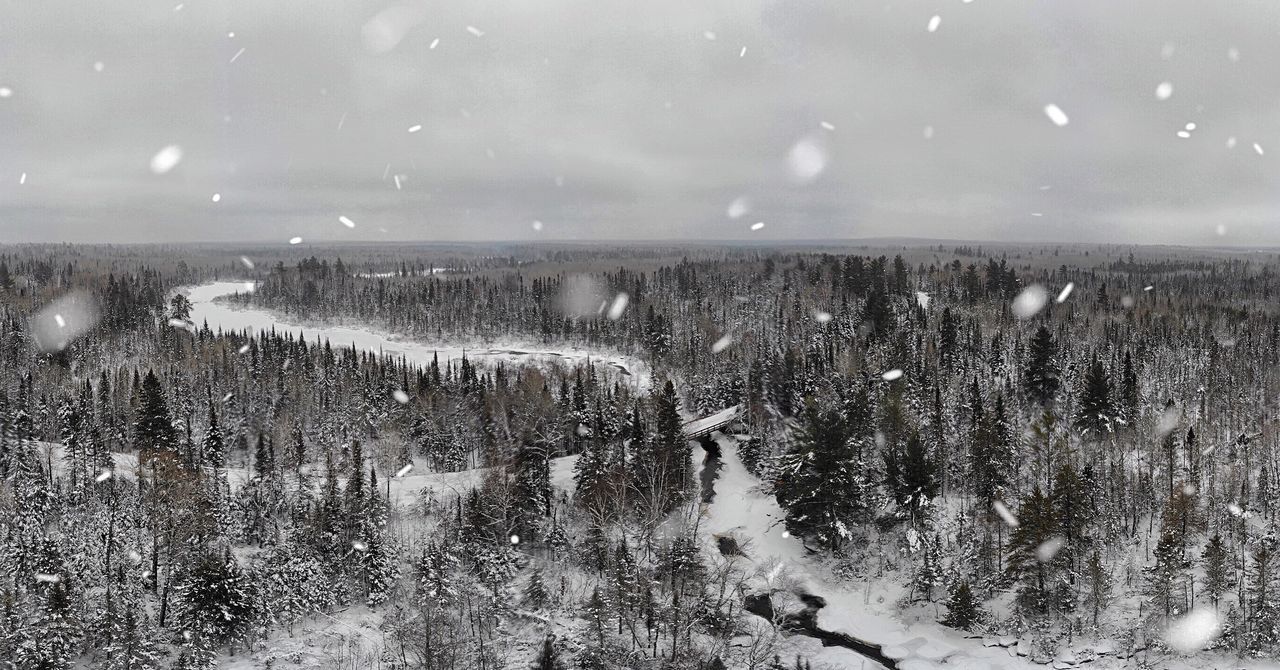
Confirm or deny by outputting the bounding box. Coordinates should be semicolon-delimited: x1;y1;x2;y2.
682;404;742;440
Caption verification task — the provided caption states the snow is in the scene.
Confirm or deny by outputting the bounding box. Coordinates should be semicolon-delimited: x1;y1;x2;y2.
229;47;245;63
751;221;765;231
787;137;828;182
1011;285;1049;318
927;15;941;32
993;500;1019;527
149;145;183;174
1156;82;1173;100
699;434;1042;669
711;334;734;353
607;292;629;320
339;215;355;228
1165;608;1221;652
183;281;652;393
1043;104;1070;127
727;196;751;219
881;369;903;381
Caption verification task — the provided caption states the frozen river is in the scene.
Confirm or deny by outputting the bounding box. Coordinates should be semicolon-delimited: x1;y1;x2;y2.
183;281;650;391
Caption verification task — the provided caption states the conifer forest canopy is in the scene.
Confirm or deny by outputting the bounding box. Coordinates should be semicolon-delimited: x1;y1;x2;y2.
4;1;1280;669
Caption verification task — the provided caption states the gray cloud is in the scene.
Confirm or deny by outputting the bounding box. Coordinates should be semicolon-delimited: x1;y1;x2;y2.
1;0;1278;244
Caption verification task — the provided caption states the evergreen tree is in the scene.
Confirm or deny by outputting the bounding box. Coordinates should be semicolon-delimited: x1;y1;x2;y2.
775;399;866;549
1074;357;1113;437
1006;485;1058;616
133;370;176;457
1202;533;1230;608
1083;550;1112;628
174;550;259;651
941;579;982;631
531;634;565;670
1023;325;1060;407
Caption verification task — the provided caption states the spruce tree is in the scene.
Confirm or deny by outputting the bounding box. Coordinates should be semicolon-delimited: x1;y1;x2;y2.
1023;325;1060;407
1073;357;1113;438
133;370;176;457
941;579;982;630
1202;533;1230;608
776;399;866;549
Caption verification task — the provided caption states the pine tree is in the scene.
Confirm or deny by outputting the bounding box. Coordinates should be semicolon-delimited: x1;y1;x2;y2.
201;402;224;469
1202;533;1230;608
775;399;866;549
1023;325;1060;407
1074;357;1113;438
531;634;565;670
1082;550;1112;628
523;569;550;610
1248;542;1279;652
884;432;938;520
941;579;982;631
174;550;259;651
1006;485;1058;616
133;370;176;457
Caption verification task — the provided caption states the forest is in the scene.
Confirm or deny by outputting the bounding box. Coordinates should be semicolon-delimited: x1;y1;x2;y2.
1;241;1277;669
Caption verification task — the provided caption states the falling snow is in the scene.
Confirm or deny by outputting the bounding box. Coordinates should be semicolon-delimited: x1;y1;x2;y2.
1165;608;1222;652
993;501;1019;527
149;145;183;174
607;293;629;320
1011;285;1049;318
1043;104;1070;127
711;335;734;353
880;369;903;381
786;137;827;183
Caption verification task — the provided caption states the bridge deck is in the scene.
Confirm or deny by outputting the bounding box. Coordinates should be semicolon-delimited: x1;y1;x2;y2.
682;404;741;439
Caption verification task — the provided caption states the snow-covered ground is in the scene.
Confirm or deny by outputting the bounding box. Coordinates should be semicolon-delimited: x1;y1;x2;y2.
184;281;651;393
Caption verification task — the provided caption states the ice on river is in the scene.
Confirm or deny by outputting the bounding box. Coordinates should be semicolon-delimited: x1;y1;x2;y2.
183;282;650;391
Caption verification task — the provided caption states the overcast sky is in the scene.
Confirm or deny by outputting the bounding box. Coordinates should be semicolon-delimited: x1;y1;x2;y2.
2;0;1279;245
